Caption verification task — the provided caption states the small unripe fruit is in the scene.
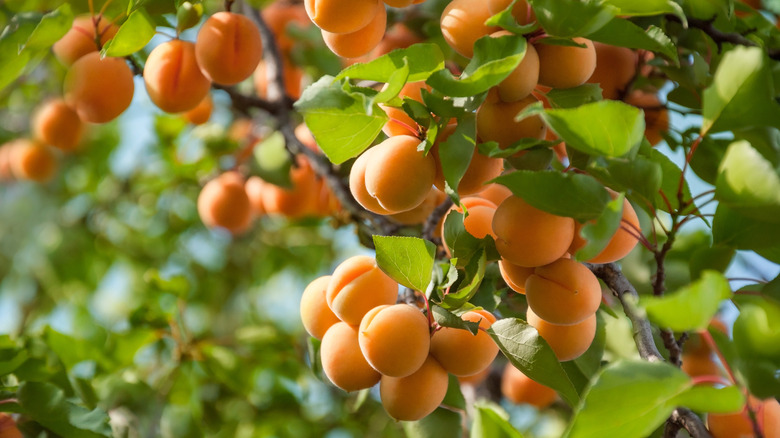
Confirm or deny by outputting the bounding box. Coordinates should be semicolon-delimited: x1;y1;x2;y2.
64;52;135;123
501;363;557;408
525;258;601;326
31;99;84;152
526;307;597;361
430;310;498;376
195;12;263;85
144;40;211;113
197;172;252;234
300;276;340;340
321;322;382;391
380;355;449;421
326;255;398;326
359;304;431;377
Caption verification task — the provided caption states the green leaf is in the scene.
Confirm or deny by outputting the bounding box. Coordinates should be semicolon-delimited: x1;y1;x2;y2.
471;402;524;438
602;0;686;22
404;408;463;438
529;0;616;37
640;271;732;332
712;204;780;250
336;43;445;83
715;140;780;223
573;194;624;262
372;59;410;104
488;318;580;406
252;131;293;189
649;148;691;212
443;211;484;267
45;328;114;372
439;115;477;203
485;0;539;34
590;156;663;207
588;19;678;62
373;236;436;292
0;14;39;91
440;250;487;309
701;46;780;135
427;33;527;97
544;84;602;109
733;299;780;361
0;349;27;377
21;4;73;52
431;305;480;334
176;2;203;34
689;245;735;280
102;9;155;57
442;374;467;410
492;170;610;222
295;76;388;164
18;381;112;438
671;385;745;413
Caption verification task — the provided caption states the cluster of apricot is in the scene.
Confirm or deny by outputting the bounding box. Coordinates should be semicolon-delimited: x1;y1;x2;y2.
300;255;500;421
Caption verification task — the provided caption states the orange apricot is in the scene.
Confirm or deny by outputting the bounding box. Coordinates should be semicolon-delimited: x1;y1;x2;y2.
380;355;449;421
476;89;547;149
586;42;637;100
431;125;503;196
31;98;84;152
9;140;58;183
364;135;436;213
680;352;722;378
320;322;382;391
430;309;499;376
195;12;263;85
478;183;512;206
526;307;597;361
322;5;386;58
525;258;601;326
0;144;14;181
295;124;319;152
349;147;394;215
254;58;304;100
244;176;266;217
197;171;252;234
486;0;535;25
359;304;431;377
300;276;340;339
261;157;320;218
0;413;22;438
389;188;446;225
499;258;534;294
326;255;399;326
492;195;575;267
144;40;211;113
501;363;557;408
381;81;430;137
493;31;539;102
709;397;780;438
444;197;498;242
52;14;118;66
262;1;311;53
371;23;421;57
440;0;498;58
459;365;491;386
535;38;597;89
64;52;135;123
569;196;640;264
183;94;213;125
624;90;668;146
305;0;382;34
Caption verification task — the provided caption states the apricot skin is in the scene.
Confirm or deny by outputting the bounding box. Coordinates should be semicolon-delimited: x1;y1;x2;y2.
501;363;557;408
624;90;668;146
9;140;57;183
570;196;640;264
195;12;263;85
349;147;393;215
197;172;252;234
499;258;534;294
487;0;535;25
359;304;431;377
478;183;512;206
389;188;446;225
586;43;637;100
144;40;211;113
432;125;503;196
381;82;430;137
31;99;83;152
493;31;540;102
261;157;320;218
380;355;449;421
64;52;135;123
262;1;310;52
527;307;596;361
430;310;499;376
536;38;597;89
322;5;386;58
305;0;382;34
492;196;575;268
444;197;497;242
525;258;602;326
326;255;398;326
52;15;118;66
245;176;266;217
440;0;497;58
183;94;213;125
477;89;547;149
320;322;382;392
0;413;23;438
254;58;303;100
300;276;340;340
708;397;780;438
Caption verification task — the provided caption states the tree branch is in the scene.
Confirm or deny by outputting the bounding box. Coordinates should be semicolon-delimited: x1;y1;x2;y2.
665;14;780;61
665;407;713;438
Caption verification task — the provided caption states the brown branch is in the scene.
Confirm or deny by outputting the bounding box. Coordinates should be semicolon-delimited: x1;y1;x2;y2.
212;83;280;114
422;197;453;251
664;408;713;438
665;14;780;61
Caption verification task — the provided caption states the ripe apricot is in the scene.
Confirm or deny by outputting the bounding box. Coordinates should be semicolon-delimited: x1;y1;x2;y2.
364;135;436;213
440;0;497;58
144;40;211;113
492;195;575;267
262;158;320;218
536;38;597;89
380;355;449;421
262;1;310;53
254;58;304;100
9;139;57;183
183;94;213;125
381;81;430;137
493;31;539;102
305;0;382;34
371;23;421;57
197;171;252;234
525;258;601;325
195;12;263;85
320;322;382;391
312;179;341;217
680;352;722;378
431;125;503;196
322;5;386;58
486;0;535;25
430;310;499;376
476;89;547;149
64;52;134;123
499;258;534;294
326;255;398;326
244;176;266;217
526;307;596;361
0;144;14;181
569;196;640;264
349;147;393;215
444;197;498;244
0;413;22;438
458;365;491;386
501;363;557;408
478;183;512;206
624;90;668;146
52;14;118;66
586;43;637;100
389;188;446;225
708;397;780;438
31;98;84;152
300;276;340;339
359;304;431;377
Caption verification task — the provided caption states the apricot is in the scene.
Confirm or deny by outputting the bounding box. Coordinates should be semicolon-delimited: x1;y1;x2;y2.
380;355;449;421
9;139;57;183
254;58;304;100
526;307;596;361
680;352;722;378
381;81;430;137
197;171;252;234
499;258;534;294
458;365;491;386
525;258;601;325
624;90;668;146
708;397;780;438
295;124;319;152
144;40;211;113
371;23;421;57
444;197;498;243
52;14;118;66
320;322;382;391
536;38;597;89
388;188;445;225
430;309;499;376
492;195;575;267
364;135;436;213
359;304;431;377
183;94;213;125
476;89;547;149
322;5;386;58
431;125;503;196
349;147;393;215
305;0;382;34
64;52;134;123
493;31;539;102
326;255;399;326
195;12;263;85
440;0;497;58
31;98;84;152
0;144;14;181
478;183;512;206
262;1;311;53
312;179;341;217
261;156;320;218
586;43;637;100
300;276;340;339
569;196;640;264
501;363;557;408
0;413;22;438
244;176;266;217
486;0;535;25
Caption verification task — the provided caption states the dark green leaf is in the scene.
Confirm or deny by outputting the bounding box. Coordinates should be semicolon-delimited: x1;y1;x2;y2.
440;251;487;309
439;115;477;203
588;19;677;62
18;381;112;438
545;84;602;108
529;0;616;37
